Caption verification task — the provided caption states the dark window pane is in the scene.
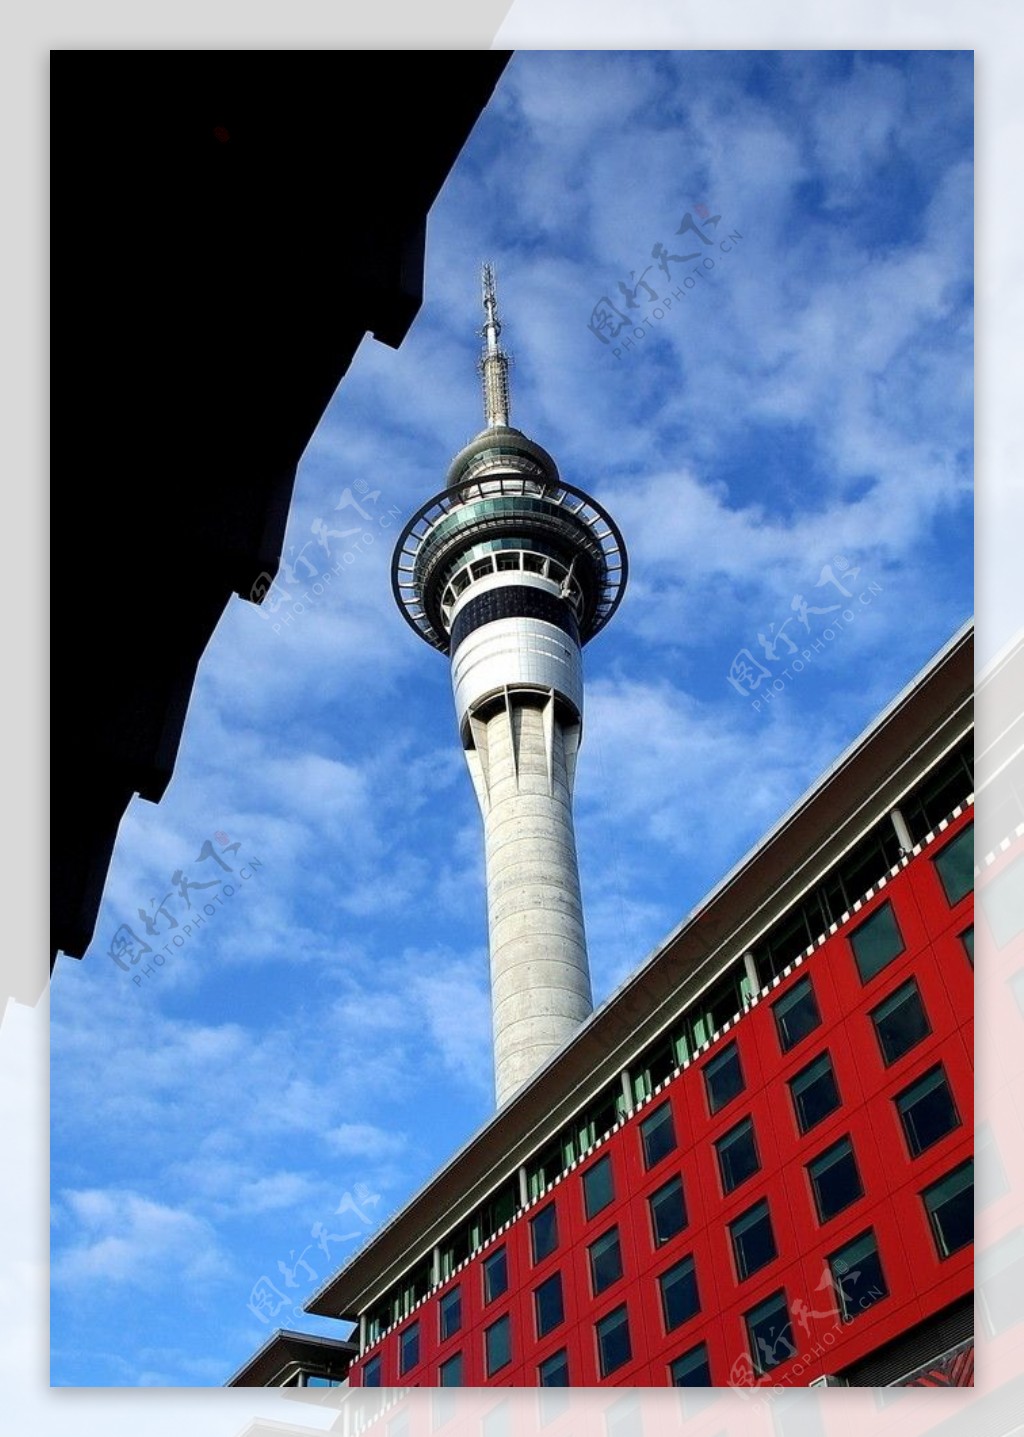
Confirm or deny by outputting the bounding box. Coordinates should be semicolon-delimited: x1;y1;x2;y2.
649;1175;687;1247
704;1042;744;1113
589;1228;623;1294
716;1117;760;1193
924;1160;974;1256
850;902;905;982
745;1291;795;1374
659;1255;700;1330
539;1349;569;1386
640;1101;677;1168
439;1286;461;1341
830;1230;888;1320
897;1066;960;1156
808;1136;863;1222
530;1203;558;1264
961;926;974;966
596;1305;632;1377
789;1052;841;1133
730;1199;777;1280
362;1355;381;1387
670;1343;711;1386
870;980;931;1065
933;824;974;906
534;1272;564;1337
483;1246;508;1302
399;1321;420;1375
439;1352;463;1387
485;1314;511;1376
582;1154;614;1220
773;976;822;1052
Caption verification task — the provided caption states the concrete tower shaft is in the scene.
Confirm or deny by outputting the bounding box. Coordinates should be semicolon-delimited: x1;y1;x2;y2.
391;270;627;1106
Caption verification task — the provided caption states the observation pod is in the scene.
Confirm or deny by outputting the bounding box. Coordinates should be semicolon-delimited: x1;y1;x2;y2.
391;268;628;1106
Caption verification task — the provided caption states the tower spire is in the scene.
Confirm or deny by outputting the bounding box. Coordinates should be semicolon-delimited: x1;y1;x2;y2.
480;262;511;429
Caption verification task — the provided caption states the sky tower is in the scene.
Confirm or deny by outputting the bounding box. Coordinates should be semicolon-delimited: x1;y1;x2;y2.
392;268;628;1107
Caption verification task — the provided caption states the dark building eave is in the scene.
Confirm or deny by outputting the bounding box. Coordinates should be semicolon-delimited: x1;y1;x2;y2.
225;1328;357;1388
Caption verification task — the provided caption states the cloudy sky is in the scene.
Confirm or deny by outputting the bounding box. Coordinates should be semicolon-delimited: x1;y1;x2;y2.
49;50;973;1386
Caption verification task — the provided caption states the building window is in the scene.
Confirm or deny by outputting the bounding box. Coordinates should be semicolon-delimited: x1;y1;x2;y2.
596;1305;632;1377
534;1271;564;1337
439;1285;462;1342
829;1230;889;1320
539;1348;569;1386
484;1313;511;1377
649;1174;687;1247
808;1135;863;1222
850;901;906;982
362;1354;382;1387
589;1227;623;1294
933;823;974;905
870;979;931;1065
923;1159;974;1257
530;1202;558;1264
745;1290;795;1374
703;1041;744;1113
640;1101;677;1168
398;1321;420;1375
730;1198;777;1280
439;1352;463;1387
716;1116;760;1193
896;1065;961;1157
483;1246;508;1303
773;975;821;1052
961;926;974;966
789;1051;841;1133
670;1342;711;1386
659;1254;700;1331
582;1153;614;1221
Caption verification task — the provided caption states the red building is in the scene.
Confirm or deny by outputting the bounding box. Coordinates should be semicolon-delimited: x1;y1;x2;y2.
281;620;974;1391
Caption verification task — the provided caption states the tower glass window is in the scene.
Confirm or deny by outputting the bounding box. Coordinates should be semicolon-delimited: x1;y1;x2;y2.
439;1286;462;1342
730;1199;777;1280
670;1343;712;1386
870;979;931;1065
596;1305;632;1378
961;926;974;965
703;1041;744;1113
483;1246;508;1303
484;1314;511;1377
539;1349;569;1386
530;1202;558;1263
745;1291;795;1374
716;1117;760;1193
640;1101;677;1168
829;1230;888;1320
933;823;974;905
582;1153;614;1220
808;1136;863;1222
773;975;821;1052
534;1272;564;1337
589;1228;623;1294
649;1174;687;1247
362;1354;382;1387
896;1066;961;1156
789;1052;841;1133
923;1159;974;1257
659;1254;700;1330
398;1321;420;1375
850;901;905;982
439;1352;463;1387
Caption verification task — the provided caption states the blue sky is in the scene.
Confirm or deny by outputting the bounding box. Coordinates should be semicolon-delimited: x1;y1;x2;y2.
50;50;973;1386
